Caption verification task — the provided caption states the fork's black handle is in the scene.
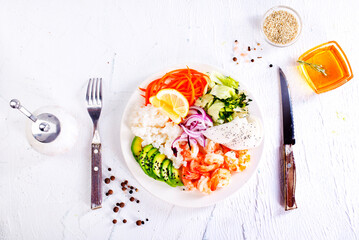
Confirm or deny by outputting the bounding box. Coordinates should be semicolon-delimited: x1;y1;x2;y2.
91;143;102;210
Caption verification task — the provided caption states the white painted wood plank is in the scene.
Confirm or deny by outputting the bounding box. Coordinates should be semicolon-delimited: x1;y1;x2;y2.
0;0;358;239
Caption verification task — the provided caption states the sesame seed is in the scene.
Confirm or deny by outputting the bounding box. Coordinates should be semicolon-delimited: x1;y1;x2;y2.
263;10;299;45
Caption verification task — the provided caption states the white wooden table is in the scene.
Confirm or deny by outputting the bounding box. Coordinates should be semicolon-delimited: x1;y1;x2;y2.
1;0;358;239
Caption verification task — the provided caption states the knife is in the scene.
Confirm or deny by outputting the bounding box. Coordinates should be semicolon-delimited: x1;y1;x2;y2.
279;68;297;211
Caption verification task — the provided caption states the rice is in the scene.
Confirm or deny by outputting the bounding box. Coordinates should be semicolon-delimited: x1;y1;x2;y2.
130;105;184;168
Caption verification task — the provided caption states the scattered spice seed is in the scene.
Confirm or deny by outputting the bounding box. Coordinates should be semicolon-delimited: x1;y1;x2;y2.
105;192;109;196
129;190;133;194
124;180;128;184
136;220;142;226
254;48;256;50
130;186;134;190
108;189;113;195
122;187;127;191
136;200;140;203
130;197;135;202
116;203;120;206
232;57;237;61
257;43;260;46
257;57;262;59
146;218;149;221
135;188;138;192
123;219;127;223
110;176;115;181
113;219;117;224
108;168;111;171
251;59;254;62
235;40;238;43
248;46;251;51
263;10;299;45
121;182;126;187
141;221;145;224
269;64;273;67
104;178;110;184
113;207;119;212
119;202;125;208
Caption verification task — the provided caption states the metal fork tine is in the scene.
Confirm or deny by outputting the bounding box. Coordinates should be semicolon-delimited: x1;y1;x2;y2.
99;78;102;103
94;78;99;105
91;78;95;105
86;78;92;103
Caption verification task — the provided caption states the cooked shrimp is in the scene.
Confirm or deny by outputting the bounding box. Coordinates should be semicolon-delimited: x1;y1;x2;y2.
197;176;211;194
183;163;201;180
224;151;240;172
183;178;196;191
209;168;231;191
204;140;221;153
180;142;199;161
196;163;219;173
203;153;224;165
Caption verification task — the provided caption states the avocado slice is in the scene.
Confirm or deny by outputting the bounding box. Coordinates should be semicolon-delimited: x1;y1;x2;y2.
152;153;166;180
145;148;159;177
161;160;176;187
160;160;172;186
169;164;183;186
131;136;143;161
138;145;153;174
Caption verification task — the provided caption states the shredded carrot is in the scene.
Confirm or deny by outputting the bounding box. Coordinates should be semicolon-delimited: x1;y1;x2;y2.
139;68;209;105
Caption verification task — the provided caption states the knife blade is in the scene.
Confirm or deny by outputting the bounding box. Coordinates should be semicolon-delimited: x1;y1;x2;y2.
279;67;297;211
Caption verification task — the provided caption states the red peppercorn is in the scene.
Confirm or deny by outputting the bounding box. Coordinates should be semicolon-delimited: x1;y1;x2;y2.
119;202;125;208
136;220;142;226
112;219;117;224
104;178;110;184
110;176;115;181
113;207;119;212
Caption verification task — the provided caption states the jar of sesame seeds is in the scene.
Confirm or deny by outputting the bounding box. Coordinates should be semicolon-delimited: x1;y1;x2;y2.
261;6;302;47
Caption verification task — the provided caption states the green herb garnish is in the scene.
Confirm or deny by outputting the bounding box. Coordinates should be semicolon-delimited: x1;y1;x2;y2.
297;60;327;76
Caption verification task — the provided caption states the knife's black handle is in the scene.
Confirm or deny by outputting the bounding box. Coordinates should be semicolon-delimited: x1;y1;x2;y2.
284;144;297;211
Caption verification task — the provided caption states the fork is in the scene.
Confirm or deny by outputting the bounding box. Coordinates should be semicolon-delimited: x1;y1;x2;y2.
86;78;103;210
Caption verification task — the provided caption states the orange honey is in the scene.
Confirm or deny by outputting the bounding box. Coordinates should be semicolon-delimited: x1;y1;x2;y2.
298;41;353;94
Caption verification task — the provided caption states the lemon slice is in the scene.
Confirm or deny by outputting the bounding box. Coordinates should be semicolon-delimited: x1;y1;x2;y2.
149;89;189;124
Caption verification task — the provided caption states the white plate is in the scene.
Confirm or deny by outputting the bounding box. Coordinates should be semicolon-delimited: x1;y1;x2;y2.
120;63;264;208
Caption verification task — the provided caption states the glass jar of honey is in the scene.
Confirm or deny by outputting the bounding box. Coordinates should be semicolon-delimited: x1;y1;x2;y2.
298;41;353;94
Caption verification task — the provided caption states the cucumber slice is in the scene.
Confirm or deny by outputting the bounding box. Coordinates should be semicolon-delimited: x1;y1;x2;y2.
152;153;166;180
131;136;143;161
138;145;153;174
